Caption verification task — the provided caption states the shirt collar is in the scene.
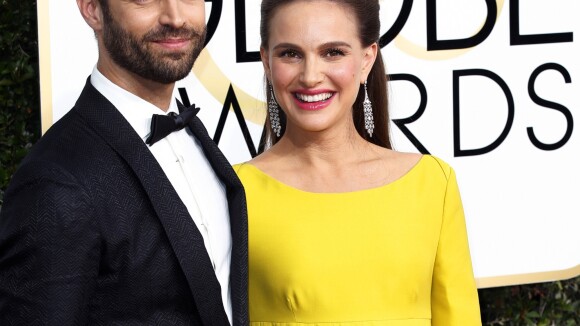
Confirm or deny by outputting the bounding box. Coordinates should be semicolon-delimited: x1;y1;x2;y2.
90;66;179;142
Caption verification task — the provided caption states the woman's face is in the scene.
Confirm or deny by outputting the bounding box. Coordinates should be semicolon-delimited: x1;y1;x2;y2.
261;0;377;137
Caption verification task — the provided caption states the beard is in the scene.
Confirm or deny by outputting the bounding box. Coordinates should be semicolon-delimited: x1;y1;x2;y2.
101;9;206;84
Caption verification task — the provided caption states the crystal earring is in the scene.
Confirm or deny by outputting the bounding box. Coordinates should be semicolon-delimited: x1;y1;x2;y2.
268;84;282;137
363;80;375;137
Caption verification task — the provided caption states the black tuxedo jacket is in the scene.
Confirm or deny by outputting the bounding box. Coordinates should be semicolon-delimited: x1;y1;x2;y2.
0;79;248;325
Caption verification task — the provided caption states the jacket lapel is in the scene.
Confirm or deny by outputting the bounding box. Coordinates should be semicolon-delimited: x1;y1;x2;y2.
73;79;230;325
184;107;249;326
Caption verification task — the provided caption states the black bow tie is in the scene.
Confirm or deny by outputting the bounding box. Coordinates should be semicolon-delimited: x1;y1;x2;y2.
146;104;200;146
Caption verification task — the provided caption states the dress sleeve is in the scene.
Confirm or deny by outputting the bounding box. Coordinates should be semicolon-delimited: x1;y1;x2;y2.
431;167;482;326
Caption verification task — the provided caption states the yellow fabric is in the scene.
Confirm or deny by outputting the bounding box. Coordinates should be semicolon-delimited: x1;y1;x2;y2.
234;155;481;326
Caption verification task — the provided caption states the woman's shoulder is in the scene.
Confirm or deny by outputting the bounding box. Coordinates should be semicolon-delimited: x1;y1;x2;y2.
232;161;254;175
380;150;455;182
412;154;459;189
232;151;277;178
234;149;281;173
376;149;422;179
383;150;422;167
419;154;455;179
232;162;263;191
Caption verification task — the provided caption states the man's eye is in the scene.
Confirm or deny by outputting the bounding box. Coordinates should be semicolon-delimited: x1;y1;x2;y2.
280;50;300;58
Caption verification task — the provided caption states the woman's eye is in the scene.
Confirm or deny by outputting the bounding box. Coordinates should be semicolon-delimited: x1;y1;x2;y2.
325;48;345;57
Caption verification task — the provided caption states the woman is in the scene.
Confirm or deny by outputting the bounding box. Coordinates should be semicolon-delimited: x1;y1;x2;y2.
234;0;482;324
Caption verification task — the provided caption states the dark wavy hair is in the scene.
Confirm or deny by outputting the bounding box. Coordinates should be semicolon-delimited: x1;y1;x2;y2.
258;0;391;152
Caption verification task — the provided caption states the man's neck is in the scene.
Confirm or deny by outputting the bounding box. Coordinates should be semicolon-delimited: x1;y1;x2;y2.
96;60;175;112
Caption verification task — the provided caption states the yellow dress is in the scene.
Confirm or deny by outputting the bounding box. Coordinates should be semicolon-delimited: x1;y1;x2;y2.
234;155;481;326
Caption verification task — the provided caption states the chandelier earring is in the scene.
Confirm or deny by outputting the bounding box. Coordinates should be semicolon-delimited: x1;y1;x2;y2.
363;80;375;137
268;84;282;137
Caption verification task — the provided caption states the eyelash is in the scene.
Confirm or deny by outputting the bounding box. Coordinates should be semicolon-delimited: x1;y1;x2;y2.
278;48;346;59
325;48;345;57
279;50;300;58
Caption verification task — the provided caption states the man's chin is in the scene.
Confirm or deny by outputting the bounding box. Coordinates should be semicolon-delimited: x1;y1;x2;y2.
143;66;193;84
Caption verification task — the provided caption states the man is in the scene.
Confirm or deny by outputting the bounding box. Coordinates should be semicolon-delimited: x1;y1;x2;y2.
0;0;247;325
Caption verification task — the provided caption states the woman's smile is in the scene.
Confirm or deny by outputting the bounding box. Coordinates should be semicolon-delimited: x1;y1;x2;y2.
292;90;335;111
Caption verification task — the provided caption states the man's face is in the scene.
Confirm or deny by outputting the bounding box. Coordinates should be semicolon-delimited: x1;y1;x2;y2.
100;0;206;84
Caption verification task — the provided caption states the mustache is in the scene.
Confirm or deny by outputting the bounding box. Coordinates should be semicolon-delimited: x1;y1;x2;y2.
142;25;206;42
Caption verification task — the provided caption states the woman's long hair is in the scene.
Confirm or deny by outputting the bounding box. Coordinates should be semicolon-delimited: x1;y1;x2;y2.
258;0;391;153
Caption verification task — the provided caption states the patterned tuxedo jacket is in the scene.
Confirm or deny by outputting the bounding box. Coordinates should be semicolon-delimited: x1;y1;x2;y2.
0;78;248;326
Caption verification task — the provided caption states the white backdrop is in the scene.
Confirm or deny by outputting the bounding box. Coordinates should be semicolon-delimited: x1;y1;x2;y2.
37;0;579;287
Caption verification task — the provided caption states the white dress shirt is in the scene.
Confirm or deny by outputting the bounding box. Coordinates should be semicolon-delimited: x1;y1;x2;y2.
90;67;232;323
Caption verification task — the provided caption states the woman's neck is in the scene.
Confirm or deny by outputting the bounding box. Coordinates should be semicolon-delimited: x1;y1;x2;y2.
272;123;376;169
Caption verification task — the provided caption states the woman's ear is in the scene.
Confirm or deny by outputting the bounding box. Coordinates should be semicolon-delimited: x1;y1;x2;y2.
360;42;378;83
